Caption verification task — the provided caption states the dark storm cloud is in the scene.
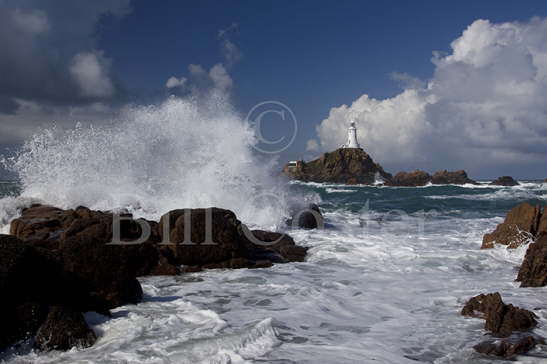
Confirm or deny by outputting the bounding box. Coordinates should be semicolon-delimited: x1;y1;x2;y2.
0;96;18;115
0;0;129;107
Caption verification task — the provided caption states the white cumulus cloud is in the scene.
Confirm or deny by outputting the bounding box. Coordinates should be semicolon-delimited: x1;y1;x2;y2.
314;18;547;177
165;76;186;89
70;51;115;98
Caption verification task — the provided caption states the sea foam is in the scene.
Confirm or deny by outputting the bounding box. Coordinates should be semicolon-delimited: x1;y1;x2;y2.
4;93;301;230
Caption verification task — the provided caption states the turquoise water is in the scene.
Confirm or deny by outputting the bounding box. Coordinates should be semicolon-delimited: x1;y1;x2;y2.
0;181;19;198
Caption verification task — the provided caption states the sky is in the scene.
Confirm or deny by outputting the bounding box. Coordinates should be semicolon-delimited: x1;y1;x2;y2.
1;0;547;179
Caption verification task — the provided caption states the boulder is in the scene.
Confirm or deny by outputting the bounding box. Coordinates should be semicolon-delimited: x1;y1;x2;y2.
473;336;545;358
431;170;476;185
34;306;96;351
0;234;107;351
244;230;308;263
538;209;547;236
10;205;180;308
516;234;547;287
158;208;308;270
282;148;392;185
10;205;74;250
287;203;324;229
490;176;519;186
159;208;245;266
461;293;537;337
390;170;431;187
481;203;540;249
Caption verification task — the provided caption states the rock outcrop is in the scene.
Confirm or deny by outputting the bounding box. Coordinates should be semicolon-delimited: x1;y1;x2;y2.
286;203;324;229
159;208;308;271
3;204;307;353
481;203;540;249
461;293;544;358
388;169;476;186
282;148;392;185
282;147;480;186
491;176;519;186
473;336;545;358
482;203;547;287
516;234;547;287
461;293;537;337
0;234;107;351
10;205;178;308
34;306;97;351
390;170;431;187
430;170;476;185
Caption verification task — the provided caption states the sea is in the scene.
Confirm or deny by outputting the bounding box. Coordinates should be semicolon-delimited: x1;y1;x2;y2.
0;97;546;363
1;179;546;364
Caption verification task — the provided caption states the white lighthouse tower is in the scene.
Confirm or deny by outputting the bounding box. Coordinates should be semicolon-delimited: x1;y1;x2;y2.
343;120;360;149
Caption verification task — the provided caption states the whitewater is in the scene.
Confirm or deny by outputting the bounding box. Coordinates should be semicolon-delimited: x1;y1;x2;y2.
0;95;546;363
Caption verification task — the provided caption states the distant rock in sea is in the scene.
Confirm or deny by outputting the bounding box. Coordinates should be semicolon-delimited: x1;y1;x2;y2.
282;148;478;186
389;169;476;186
282;148;392;185
491;176;519;186
430;170;476;185
390;170;431;187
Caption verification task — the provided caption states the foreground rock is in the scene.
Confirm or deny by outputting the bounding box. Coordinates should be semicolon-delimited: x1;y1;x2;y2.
482;203;547;287
491;176;519;186
481;203;540;249
34;306;96;351
461;293;544;358
390;170;431;187
0;234;107;351
3;204;307;352
159;208;308;271
286;203;324;229
461;293;537;337
282;148;392;185
474;336;545;358
516;234;547;287
10;205;177;308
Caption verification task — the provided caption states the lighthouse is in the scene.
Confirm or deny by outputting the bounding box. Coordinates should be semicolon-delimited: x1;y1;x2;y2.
343;121;360;149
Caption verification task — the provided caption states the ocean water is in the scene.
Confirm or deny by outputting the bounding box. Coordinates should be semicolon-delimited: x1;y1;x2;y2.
1;180;546;364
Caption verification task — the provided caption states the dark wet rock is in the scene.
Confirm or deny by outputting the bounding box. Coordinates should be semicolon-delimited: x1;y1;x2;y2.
538;209;547;236
390;170;431;187
481;203;540;249
159;208;307;269
461;293;537;337
0;234;107;351
516;234;547;287
10;205;73;250
287;203;324;229
490;176;519;186
10;205;179;308
34;306;96;351
282;148;392;185
473;335;545;358
159;208;245;266
244;230;308;263
430;170;476;185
